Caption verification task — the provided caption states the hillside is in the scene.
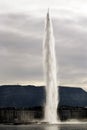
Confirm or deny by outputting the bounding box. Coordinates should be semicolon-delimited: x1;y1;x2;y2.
0;85;87;108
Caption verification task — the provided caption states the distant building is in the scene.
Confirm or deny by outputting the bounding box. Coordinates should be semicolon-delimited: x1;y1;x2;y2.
0;107;43;124
59;106;87;121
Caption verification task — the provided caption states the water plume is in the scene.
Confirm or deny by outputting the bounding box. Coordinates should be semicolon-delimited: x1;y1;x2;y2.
43;10;59;124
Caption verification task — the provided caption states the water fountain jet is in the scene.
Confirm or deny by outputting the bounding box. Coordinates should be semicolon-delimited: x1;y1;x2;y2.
43;10;59;124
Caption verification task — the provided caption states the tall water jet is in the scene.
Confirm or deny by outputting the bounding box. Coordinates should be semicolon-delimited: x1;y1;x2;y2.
43;10;59;124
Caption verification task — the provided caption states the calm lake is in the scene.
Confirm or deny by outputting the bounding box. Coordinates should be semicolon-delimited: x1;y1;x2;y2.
0;124;87;130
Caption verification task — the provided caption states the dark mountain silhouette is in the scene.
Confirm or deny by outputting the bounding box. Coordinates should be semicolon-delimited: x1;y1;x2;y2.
59;86;87;107
0;85;87;108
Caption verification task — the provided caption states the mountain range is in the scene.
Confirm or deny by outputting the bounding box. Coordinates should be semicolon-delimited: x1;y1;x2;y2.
0;85;87;108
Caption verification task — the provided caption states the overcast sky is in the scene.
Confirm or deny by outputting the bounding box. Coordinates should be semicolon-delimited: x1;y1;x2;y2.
0;0;87;90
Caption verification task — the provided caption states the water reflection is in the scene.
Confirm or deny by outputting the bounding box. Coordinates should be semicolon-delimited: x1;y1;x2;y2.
44;125;59;130
0;124;87;130
60;124;87;130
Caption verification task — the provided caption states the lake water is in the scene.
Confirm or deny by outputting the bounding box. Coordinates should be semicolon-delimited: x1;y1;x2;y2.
0;124;87;130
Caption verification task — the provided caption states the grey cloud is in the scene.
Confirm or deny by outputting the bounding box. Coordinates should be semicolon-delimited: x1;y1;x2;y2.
0;14;44;83
0;13;44;38
0;31;42;56
0;13;87;87
77;16;87;27
53;17;87;87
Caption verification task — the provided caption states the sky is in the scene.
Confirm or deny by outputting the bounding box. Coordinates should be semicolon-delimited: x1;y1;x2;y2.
0;0;87;90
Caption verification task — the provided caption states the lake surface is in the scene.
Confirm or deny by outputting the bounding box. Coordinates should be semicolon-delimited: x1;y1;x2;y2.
0;124;87;130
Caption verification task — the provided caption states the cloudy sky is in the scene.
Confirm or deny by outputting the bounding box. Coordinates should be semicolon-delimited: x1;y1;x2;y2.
0;0;87;90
